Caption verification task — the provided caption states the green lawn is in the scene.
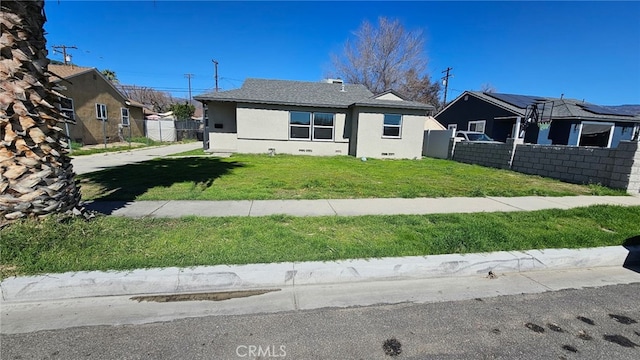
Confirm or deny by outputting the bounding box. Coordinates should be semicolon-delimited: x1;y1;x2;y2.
2;205;638;278
78;153;624;201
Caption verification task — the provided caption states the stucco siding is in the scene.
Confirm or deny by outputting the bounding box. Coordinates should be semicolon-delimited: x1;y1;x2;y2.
58;70;134;145
236;139;348;156
209;133;238;151
354;108;426;159
375;93;404;101
237;106;289;140
209;102;237;133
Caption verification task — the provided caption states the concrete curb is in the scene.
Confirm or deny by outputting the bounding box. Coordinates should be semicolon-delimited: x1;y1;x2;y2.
2;246;638;303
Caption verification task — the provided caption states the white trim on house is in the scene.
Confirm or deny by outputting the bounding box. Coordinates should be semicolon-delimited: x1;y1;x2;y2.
468;120;486;133
60;97;74;120
288;111;335;142
577;121;615;148
96;103;107;121
121;107;130;126
382;114;402;138
447;124;457;131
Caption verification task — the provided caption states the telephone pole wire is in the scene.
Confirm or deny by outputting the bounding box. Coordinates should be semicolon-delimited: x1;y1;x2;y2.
52;45;77;65
441;67;454;106
212;60;219;92
184;73;194;104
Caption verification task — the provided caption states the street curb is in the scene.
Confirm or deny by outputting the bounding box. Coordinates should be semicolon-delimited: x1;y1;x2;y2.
2;246;638;303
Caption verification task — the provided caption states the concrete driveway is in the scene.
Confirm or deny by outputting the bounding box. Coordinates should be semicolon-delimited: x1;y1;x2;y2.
71;142;203;175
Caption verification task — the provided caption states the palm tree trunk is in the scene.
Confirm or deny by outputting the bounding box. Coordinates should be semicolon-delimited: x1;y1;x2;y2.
1;0;81;224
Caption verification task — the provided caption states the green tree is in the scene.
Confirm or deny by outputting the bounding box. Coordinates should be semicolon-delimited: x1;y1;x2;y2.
169;102;195;120
101;69;118;83
0;0;81;224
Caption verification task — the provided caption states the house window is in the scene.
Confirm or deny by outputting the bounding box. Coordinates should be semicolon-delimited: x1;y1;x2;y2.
121;108;130;126
60;97;74;120
383;114;402;138
290;111;311;139
96;103;107;121
468;120;486;133
203;104;209;127
312;112;334;140
447;124;457;131
289;111;335;141
578;121;614;148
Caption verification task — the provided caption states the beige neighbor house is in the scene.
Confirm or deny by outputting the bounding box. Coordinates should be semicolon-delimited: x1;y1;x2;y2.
48;64;145;145
194;79;436;159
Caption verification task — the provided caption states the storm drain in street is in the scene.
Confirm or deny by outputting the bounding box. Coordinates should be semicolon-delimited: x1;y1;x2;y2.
130;289;281;302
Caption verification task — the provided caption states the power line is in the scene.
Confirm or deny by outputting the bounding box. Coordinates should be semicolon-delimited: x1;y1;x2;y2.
212;60;219;92
441;67;454;105
52;45;77;65
184;73;194;104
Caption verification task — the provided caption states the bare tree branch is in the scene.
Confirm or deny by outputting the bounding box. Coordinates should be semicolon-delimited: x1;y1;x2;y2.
331;17;440;108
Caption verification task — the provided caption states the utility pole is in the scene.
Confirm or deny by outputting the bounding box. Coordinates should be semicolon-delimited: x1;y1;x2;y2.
212;60;219;92
184;73;194;105
52;45;77;65
441;67;454;105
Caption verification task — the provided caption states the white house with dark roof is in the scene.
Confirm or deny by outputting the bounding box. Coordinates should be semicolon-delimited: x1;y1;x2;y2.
194;79;435;159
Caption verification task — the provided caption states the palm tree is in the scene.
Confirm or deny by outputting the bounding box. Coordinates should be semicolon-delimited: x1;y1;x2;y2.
0;0;81;224
101;69;118;83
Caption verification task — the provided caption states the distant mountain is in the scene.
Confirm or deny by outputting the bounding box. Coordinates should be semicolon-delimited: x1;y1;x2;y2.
607;105;640;116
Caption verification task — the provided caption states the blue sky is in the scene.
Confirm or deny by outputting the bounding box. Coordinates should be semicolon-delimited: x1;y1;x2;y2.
44;1;640;105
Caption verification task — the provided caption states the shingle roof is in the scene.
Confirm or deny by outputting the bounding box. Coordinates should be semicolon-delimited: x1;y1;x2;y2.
467;91;640;122
47;64;94;82
195;78;434;111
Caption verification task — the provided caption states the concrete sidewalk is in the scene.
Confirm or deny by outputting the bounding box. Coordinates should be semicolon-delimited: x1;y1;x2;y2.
84;195;640;218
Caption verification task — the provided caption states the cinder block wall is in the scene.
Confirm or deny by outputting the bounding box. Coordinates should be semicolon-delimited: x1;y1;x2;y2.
511;145;614;185
452;142;514;170
448;140;640;194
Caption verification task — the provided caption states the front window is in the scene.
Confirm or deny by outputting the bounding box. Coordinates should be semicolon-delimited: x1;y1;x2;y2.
121;108;130;126
468;120;486;133
290;111;335;141
383;114;402;138
578;121;614;147
290;111;311;139
96;103;107;120
312;112;334;140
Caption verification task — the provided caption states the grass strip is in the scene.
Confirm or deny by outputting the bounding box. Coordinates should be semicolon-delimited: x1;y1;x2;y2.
1;205;638;278
78;154;624;201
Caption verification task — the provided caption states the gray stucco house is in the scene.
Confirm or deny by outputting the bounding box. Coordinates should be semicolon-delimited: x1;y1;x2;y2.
194;78;435;159
436;91;640;148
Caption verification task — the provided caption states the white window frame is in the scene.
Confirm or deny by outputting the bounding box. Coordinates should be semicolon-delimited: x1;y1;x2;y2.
382;114;402;138
60;97;74;121
447;124;457;131
468;120;486;133
203;104;209;128
633;123;639;141
577;121;614;148
121;108;130;126
289;111;335;141
96;103;107;121
290;111;312;140
311;112;334;141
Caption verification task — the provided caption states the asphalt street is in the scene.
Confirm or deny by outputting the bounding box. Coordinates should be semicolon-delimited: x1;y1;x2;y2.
2;282;639;360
